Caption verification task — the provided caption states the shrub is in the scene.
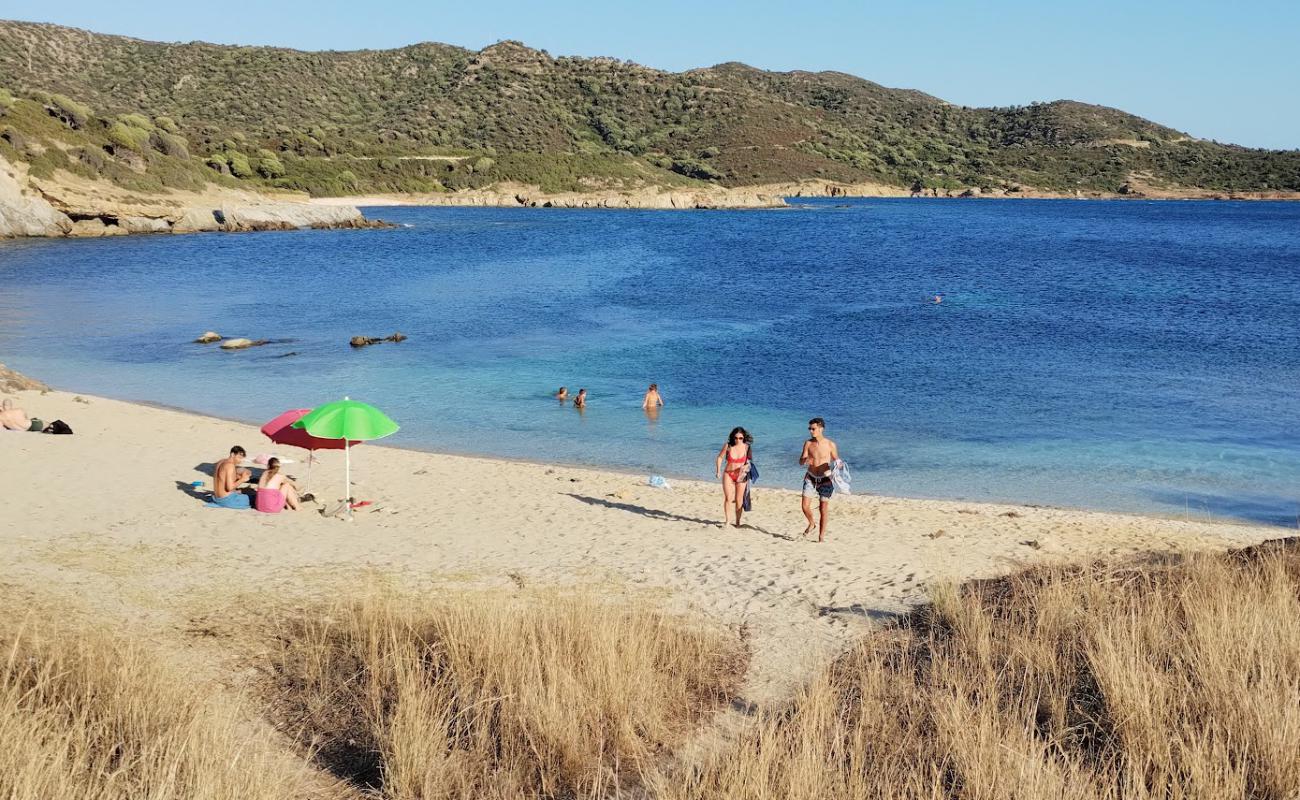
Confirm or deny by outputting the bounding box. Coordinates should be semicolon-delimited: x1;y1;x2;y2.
118;112;154;131
106;121;151;152
153;115;179;134
0;608;312;800
225;150;255;178
262;590;743;798
77;146;106;172
254;148;285;178
46;94;91;129
151;131;189;158
0;89;13;113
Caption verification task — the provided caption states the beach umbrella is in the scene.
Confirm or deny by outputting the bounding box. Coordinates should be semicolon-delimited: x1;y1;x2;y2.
260;408;364;490
291;397;399;519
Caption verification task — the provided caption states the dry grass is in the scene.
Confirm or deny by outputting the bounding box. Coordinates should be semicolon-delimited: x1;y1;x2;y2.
0;610;316;800
668;542;1300;800
260;589;746;799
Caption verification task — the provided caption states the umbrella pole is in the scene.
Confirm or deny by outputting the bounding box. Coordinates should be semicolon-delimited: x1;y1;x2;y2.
345;438;352;521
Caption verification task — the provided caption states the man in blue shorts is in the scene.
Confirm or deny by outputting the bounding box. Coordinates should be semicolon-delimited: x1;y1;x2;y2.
210;445;252;509
799;418;839;542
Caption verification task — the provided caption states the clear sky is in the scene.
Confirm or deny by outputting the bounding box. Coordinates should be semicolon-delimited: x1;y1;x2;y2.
6;1;1297;149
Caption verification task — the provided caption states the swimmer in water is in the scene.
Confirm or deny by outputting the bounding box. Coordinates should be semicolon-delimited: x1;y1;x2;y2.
573;388;587;409
556;387;569;402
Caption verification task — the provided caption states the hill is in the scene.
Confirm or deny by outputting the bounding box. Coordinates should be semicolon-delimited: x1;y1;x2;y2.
1;19;1298;200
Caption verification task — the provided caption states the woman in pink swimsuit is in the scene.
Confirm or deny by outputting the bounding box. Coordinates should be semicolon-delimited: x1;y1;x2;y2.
714;426;752;528
257;457;301;510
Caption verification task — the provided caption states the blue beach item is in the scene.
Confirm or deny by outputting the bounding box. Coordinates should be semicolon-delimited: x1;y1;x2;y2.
831;459;852;495
648;475;670;489
208;492;251;509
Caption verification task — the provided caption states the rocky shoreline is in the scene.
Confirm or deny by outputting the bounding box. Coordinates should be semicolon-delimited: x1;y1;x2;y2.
0;154;388;239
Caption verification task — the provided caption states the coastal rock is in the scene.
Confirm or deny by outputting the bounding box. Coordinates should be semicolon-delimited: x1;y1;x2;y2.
0;155;73;238
351;332;408;348
68;217;128;237
0;362;49;393
120;216;172;234
220;338;270;350
194;331;222;344
172;207;224;233
223;203;367;231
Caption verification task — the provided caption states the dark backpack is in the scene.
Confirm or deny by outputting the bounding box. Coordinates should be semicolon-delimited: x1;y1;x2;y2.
42;419;73;435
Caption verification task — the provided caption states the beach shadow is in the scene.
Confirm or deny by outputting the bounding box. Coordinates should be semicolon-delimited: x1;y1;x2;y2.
193;462;217;477
175;480;209;500
736;523;795;541
817;605;902;623
564;493;717;526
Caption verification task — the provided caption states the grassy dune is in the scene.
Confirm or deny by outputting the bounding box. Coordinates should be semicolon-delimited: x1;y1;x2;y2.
3;543;1297;799
670;542;1300;799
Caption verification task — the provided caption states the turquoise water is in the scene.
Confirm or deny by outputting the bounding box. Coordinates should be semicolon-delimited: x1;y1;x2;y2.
1;198;1297;526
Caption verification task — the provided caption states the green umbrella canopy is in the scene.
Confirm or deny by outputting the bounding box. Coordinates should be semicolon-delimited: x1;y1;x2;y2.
291;397;399;441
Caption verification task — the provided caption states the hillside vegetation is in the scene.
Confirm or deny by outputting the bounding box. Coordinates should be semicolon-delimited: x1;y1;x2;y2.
1;19;1298;197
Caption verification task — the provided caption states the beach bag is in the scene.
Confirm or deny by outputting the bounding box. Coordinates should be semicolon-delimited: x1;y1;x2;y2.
42;419;73;435
831;458;851;495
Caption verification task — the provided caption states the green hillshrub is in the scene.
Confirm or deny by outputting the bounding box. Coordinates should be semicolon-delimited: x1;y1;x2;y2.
47;94;91;129
0;89;13;113
255;148;285;178
119;113;154;131
0;126;24;151
154;115;179;134
226;150;255;178
78;146;107;172
152;131;190;158
106;121;151;151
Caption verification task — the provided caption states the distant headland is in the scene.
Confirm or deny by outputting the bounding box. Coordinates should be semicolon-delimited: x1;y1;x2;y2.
1;19;1297;237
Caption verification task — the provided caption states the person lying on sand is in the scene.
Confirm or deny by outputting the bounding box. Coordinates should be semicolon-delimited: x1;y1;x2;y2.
0;399;33;431
799;417;839;542
258;457;301;510
211;445;252;509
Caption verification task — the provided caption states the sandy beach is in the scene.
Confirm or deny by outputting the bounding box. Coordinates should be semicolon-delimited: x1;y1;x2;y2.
0;386;1281;704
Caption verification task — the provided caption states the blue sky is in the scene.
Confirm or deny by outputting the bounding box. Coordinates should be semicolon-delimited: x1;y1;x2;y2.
7;1;1297;149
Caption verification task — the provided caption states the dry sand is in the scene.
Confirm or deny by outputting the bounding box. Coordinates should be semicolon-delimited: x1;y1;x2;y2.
0;388;1280;703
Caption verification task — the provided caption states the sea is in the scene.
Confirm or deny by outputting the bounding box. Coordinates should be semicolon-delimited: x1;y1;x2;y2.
1;198;1297;526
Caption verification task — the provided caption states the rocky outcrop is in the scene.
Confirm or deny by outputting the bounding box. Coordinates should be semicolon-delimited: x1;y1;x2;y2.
194;331;222;344
351;332;408;348
0;159;72;237
0;362;49;393
0;153;390;240
334;183;787;210
220;338;270;350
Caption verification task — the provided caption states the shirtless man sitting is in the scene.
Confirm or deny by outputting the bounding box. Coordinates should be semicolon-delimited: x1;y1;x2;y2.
0;399;33;431
210;445;252;509
798;417;839;542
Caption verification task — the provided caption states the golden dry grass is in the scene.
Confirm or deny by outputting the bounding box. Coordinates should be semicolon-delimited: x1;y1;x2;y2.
260;590;746;799
0;610;316;800
668;542;1300;800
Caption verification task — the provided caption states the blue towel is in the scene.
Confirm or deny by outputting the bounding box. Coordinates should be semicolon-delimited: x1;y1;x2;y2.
208;492;251;510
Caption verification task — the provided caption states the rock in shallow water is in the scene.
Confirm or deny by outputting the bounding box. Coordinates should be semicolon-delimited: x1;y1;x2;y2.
194;331;222;344
220;338;270;350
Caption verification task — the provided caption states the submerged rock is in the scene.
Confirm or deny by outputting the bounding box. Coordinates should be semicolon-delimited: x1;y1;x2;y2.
194;331;222;344
351;332;409;348
220;338;270;350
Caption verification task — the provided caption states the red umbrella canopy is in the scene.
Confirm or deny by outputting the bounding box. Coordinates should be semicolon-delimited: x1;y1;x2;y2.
261;408;361;451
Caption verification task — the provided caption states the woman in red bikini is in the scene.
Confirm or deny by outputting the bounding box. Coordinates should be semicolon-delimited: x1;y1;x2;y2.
714;426;752;528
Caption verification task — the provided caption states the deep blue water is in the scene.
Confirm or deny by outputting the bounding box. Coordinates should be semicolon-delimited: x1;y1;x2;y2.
1;198;1297;526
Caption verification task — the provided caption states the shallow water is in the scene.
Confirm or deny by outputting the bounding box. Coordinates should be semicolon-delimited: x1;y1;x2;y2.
1;198;1297;525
